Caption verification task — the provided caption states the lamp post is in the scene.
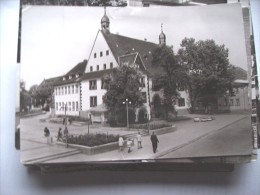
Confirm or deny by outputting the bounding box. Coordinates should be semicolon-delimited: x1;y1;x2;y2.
123;98;131;130
60;103;68;148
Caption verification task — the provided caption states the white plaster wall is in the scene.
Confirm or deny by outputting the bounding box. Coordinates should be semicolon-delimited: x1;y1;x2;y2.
175;90;190;110
54;84;80;116
81;79;107;111
230;86;251;111
86;31;118;73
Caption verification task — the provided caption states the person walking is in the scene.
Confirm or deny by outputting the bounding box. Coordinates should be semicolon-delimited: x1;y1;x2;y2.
44;127;50;137
150;132;159;153
118;136;124;151
57;127;63;141
137;132;142;149
64;126;69;148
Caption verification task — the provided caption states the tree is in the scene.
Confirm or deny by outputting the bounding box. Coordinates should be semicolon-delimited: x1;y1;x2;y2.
177;38;235;113
151;45;185;118
103;63;144;126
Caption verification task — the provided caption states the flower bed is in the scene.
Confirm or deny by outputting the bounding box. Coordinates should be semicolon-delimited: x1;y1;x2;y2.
129;121;172;130
66;133;119;147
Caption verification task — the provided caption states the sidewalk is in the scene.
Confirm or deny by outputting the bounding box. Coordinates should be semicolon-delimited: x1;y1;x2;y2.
43;113;249;163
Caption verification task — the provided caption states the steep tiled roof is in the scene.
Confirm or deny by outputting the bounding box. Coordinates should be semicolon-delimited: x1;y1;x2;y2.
37;76;62;96
102;31;163;76
234;66;247;80
81;69;113;80
118;53;138;66
54;60;87;86
65;60;87;76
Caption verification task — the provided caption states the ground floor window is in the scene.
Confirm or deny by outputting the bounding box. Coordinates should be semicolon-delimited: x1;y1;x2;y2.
178;98;185;107
230;99;234;106
236;98;240;106
142;92;147;103
69;102;71;111
76;101;78;111
90;96;97;107
72;102;75;111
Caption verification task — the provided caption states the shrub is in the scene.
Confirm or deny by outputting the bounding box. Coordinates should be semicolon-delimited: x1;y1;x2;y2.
66;133;119;147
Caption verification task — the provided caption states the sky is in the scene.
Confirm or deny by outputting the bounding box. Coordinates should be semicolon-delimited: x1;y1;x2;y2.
21;3;248;90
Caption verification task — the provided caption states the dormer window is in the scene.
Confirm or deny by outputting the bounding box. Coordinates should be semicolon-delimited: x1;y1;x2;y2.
76;74;79;78
63;77;66;80
69;75;72;79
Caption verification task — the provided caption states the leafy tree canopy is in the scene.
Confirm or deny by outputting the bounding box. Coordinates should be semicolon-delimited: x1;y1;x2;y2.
103;63;144;117
151;45;186;113
177;38;235;103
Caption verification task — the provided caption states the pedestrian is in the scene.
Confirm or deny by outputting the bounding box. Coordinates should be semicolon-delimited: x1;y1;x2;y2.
127;138;132;153
150;132;159;153
44;127;50;137
57;127;63;141
64;126;69;147
68;118;72;125
118;136;124;151
137;132;142;149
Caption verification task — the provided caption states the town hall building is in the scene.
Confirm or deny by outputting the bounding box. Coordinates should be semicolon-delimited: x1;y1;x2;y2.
53;8;190;123
52;8;251;123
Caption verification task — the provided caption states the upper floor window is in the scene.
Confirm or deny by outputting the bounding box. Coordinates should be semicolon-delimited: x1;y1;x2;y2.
100;51;103;57
72;85;74;94
110;62;113;69
68;86;70;94
140;77;145;87
103;64;106;70
65;86;67;95
94;53;97;58
106;50;109;56
89;80;97;90
90;66;93;72
97;65;99;71
101;79;105;89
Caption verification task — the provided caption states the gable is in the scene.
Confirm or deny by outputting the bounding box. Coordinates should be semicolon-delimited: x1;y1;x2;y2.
86;30;118;73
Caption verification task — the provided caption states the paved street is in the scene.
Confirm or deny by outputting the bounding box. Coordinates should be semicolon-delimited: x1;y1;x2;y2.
19;112;253;164
158;116;252;159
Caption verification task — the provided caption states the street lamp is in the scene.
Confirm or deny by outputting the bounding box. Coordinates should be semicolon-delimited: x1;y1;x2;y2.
123;98;131;129
60;103;68;148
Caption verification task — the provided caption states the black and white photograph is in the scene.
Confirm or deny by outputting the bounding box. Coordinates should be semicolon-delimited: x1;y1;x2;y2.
19;3;255;164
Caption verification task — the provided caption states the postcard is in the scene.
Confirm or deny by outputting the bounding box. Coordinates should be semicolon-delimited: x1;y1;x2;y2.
19;3;256;165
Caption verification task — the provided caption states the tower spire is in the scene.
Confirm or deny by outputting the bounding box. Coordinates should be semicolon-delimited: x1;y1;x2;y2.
101;6;110;33
159;23;166;46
